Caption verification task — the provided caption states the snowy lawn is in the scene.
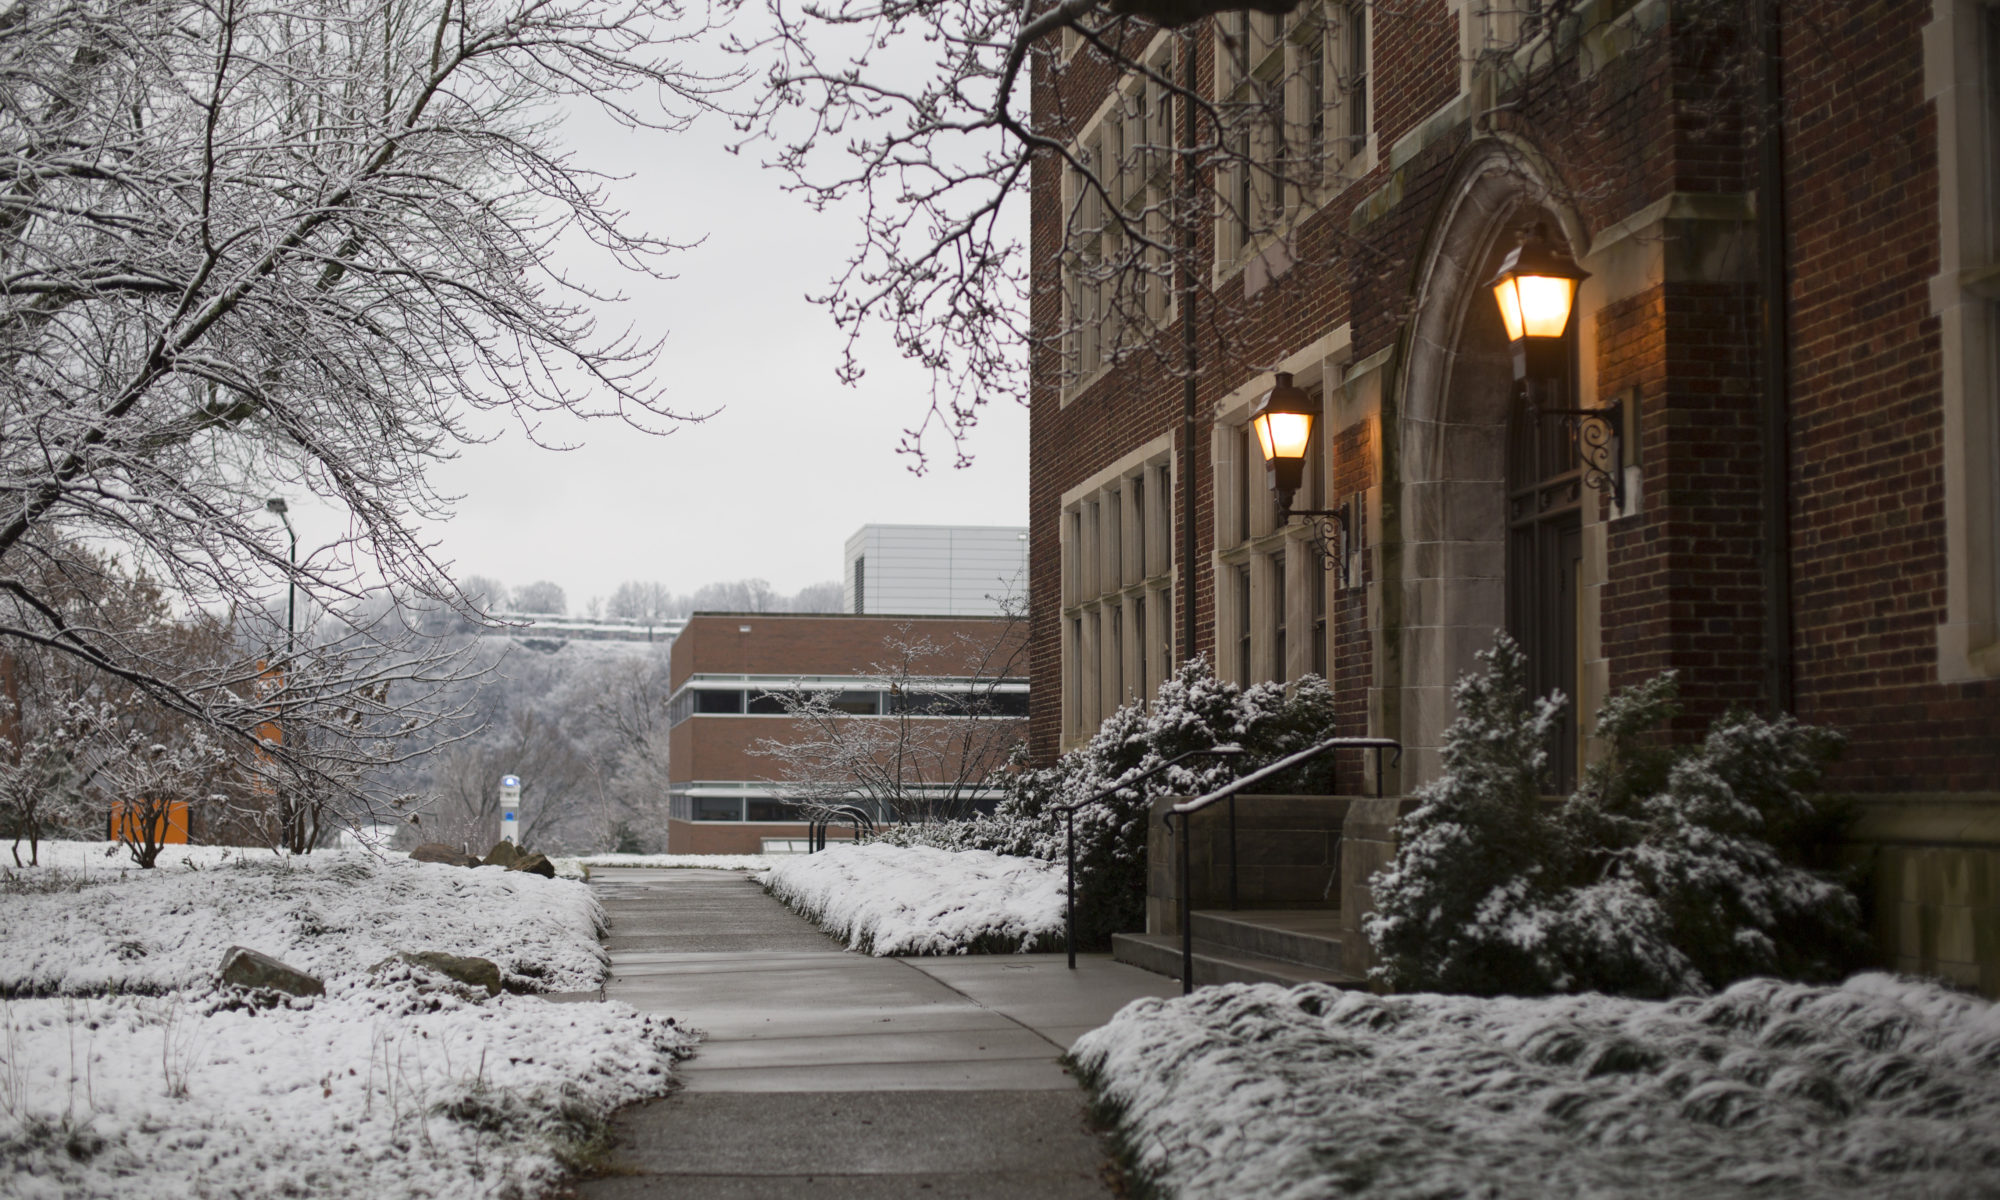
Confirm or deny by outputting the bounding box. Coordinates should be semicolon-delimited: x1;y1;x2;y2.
0;842;696;1199
574;853;773;871
1;846;607;996
0;977;693;1199
1072;974;2000;1199
761;842;1065;955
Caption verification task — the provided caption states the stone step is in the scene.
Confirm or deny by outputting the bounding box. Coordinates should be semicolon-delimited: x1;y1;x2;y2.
1111;932;1369;990
1189;908;1345;972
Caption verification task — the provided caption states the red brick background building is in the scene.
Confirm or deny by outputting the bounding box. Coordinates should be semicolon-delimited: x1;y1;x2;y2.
666;613;1028;853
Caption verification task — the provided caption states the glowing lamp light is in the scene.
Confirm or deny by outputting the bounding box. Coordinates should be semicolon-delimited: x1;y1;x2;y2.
1251;371;1318;515
1487;223;1590;381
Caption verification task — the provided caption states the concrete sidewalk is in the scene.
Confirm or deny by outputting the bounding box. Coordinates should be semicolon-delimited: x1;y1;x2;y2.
579;868;1175;1198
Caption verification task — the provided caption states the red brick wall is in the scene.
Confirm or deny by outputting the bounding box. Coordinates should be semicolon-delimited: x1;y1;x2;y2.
1027;1;1998;790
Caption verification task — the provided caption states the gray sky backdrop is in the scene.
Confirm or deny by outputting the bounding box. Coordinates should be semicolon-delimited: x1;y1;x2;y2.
412;62;1028;610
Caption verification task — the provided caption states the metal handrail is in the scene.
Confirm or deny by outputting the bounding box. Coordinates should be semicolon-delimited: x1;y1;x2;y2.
808;805;876;852
1057;746;1245;969
1162;735;1402;995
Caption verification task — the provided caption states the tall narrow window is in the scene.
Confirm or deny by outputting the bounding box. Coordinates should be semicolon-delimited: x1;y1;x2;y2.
1311;557;1328;678
1272;555;1288;683
1110;605;1124;704
853;556;866;614
1237;426;1253;545
1134;595;1148;702
1131;473;1146;581
1069;616;1084;734
1236;565;1253;683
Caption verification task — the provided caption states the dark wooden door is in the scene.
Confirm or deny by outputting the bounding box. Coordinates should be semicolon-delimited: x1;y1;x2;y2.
1506;384;1583;793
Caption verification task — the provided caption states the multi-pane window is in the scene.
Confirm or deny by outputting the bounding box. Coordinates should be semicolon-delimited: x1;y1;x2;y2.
1062;41;1177;389
1061;452;1176;743
1214;2;1370;267
1216;383;1336;688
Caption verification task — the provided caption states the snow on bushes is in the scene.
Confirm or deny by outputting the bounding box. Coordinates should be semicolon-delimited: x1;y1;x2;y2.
0;847;609;996
761;842;1064;955
1072;975;2000;1200
1365;636;1862;997
0;976;694;1199
882;658;1340;948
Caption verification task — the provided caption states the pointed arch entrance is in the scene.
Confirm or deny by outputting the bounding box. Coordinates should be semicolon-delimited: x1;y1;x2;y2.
1386;142;1589;791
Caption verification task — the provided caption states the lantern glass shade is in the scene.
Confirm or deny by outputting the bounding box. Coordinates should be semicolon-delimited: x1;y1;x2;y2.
1491;272;1579;343
1253;410;1313;463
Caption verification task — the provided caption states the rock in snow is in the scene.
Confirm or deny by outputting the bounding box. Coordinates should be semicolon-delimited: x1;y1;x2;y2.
410;842;482;867
509;852;557;878
217;945;324;997
370;950;505;997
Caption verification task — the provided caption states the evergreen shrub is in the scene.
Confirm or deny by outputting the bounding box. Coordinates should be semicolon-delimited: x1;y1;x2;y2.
1364;635;1865;998
880;658;1341;946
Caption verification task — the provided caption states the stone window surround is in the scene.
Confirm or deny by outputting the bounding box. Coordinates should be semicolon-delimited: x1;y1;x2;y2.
1059;433;1177;747
1058;31;1179;404
1927;0;2000;681
1210;2;1379;286
1210;327;1355;688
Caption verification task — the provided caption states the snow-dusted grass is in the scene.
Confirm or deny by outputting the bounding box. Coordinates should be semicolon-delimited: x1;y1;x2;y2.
761;842;1065;955
7;840;260;874
0;840;697;1198
0;845;608;997
1072;974;2000;1199
0;978;694;1199
574;853;773;871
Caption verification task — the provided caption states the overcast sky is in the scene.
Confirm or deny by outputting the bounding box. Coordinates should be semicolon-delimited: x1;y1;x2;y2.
409;52;1028;610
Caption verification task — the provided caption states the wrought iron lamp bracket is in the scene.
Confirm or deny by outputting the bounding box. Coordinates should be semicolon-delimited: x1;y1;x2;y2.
1282;504;1351;588
1535;401;1626;511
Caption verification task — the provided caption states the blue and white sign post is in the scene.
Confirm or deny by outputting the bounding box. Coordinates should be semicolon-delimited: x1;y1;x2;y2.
499;775;522;846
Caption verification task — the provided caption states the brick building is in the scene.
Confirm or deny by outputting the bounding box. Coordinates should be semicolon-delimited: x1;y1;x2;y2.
1031;2;2000;988
665;612;1028;854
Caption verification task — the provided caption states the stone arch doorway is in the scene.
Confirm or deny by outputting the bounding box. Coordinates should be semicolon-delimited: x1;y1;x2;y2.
1386;141;1588;789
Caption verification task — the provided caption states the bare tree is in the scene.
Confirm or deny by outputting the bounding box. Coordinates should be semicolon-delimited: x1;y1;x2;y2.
607;580;686;622
733;0;1660;466
0;0;728;800
0;693;110;866
511;582;569;617
790;580;845;613
750;621;1028;824
692;578;779;612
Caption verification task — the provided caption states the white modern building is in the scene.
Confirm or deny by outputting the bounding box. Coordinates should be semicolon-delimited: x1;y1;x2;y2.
843;525;1027;616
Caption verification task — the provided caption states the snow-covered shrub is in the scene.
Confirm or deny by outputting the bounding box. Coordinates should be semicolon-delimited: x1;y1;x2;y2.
1072;974;2000;1200
885;659;1340;947
1365;636;1863;997
762;842;1065;955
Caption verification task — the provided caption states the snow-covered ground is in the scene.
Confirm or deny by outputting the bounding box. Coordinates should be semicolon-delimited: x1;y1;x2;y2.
1;842;695;1198
1;847;607;996
761;842;1065;955
574;852;773;871
0;978;693;1199
1072;974;2000;1199
10;840;262;874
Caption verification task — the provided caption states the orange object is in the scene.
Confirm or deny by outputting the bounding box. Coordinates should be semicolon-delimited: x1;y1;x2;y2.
109;800;190;845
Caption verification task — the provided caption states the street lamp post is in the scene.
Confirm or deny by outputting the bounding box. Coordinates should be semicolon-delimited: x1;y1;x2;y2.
265;498;296;658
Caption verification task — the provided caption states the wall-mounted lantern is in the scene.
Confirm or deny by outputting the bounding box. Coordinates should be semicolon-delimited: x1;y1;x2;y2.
1252;372;1352;587
1488;222;1627;509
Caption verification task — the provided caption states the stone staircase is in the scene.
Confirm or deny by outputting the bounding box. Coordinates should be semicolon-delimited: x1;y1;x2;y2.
1112;908;1370;989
